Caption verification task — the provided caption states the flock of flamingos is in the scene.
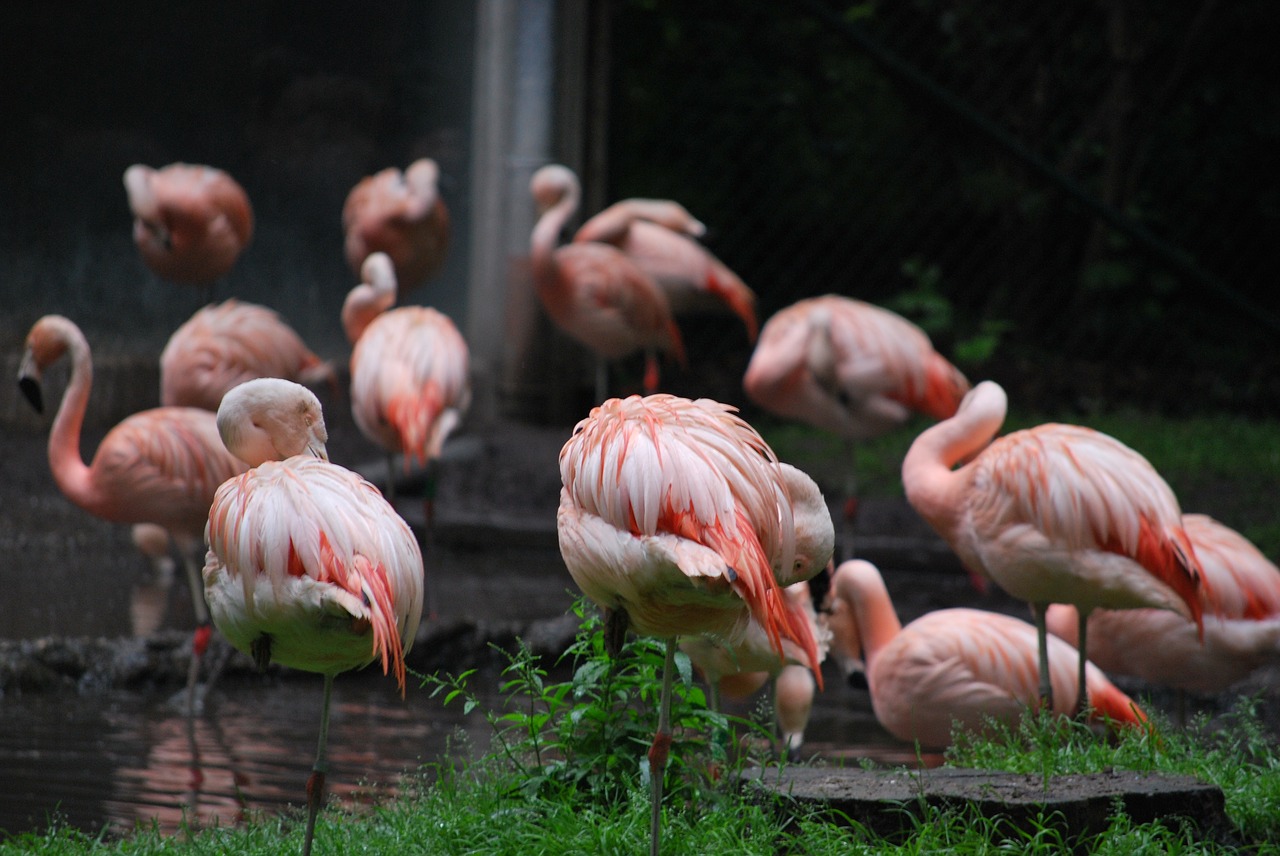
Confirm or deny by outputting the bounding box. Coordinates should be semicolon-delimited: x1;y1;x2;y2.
16;158;1280;855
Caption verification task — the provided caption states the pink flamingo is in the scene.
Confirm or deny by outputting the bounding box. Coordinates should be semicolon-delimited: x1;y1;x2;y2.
1047;513;1280;697
343;252;470;618
743;294;970;559
574;196;758;342
206;377;423;856
824;559;1147;747
123;162;253;286
342;158;450;297
18;315;248;712
530;164;686;400
681;579;826;757
557;393;833;856
160;298;336;412
901;379;1206;712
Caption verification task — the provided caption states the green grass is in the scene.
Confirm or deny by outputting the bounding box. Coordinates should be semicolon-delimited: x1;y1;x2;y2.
6;609;1278;855
756;407;1280;558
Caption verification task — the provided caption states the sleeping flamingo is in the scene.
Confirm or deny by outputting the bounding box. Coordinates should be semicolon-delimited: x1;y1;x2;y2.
17;315;248;713
1047;513;1280;699
743;294;970;560
574;196;758;342
530;164;686;401
160;298;336;412
681;579;826;757
557;393;833;856
342;158;450;297
901;379;1206;713
123;162;253;286
824;559;1147;747
205;377;423;856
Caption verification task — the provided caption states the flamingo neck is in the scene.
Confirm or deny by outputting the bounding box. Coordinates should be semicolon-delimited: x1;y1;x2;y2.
530;185;577;296
838;564;902;671
46;328;98;512
901;385;1006;542
341;282;395;344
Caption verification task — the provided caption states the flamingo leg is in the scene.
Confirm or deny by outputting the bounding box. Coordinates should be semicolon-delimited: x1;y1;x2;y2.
840;438;859;562
1074;608;1090;716
1031;602;1054;710
180;550;212;717
595;358;609;403
302;673;335;856
648;639;676;856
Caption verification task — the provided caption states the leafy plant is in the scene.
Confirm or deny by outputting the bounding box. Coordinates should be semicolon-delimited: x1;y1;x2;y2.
418;599;759;807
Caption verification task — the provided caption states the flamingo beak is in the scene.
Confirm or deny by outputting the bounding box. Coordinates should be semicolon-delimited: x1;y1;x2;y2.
17;351;43;413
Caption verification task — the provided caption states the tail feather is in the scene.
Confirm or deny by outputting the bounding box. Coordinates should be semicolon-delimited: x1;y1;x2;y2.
705;265;758;342
1086;678;1148;729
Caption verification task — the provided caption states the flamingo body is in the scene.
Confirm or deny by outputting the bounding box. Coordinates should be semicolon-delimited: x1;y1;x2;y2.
124;163;253;284
160;299;335;411
1047;514;1280;694
342;158;450;296
530;165;685;389
344;253;471;468
743;294;969;441
827;560;1145;748
558;394;832;667
575;200;758;341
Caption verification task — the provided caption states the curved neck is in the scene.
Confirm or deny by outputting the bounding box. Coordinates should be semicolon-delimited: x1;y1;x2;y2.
901;383;1007;540
530;181;578;290
46;325;97;512
834;561;902;670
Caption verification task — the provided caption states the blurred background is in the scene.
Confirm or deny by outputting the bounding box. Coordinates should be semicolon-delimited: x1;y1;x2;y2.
3;0;1277;433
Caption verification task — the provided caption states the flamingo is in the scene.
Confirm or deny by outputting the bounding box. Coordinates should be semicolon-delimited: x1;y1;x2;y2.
681;579;826;757
824;559;1147;747
1047;513;1280;699
123;162;253;286
160;298;337;412
17;315;249;713
743;294;970;561
342;158;451;297
557;393;833;856
901;379;1206;713
205;377;423;856
343;252;470;618
574;196;759;342
530;164;686;400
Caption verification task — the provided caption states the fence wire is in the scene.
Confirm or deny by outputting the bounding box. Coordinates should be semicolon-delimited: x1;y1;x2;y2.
598;0;1280;416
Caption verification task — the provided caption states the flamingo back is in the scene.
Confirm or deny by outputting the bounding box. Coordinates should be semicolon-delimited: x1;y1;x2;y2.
204;456;424;688
971;423;1204;626
559;395;804;660
349;306;471;464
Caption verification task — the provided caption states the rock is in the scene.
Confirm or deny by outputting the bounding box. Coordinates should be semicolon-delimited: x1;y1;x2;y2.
741;765;1234;845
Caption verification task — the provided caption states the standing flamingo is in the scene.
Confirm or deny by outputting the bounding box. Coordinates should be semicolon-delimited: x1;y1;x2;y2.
17;315;248;713
342;158;451;297
205;377;423;856
574;197;758;342
1047;513;1280;698
123;162;253;286
824;559;1147;747
160;298;336;412
681;579;826;757
557;393;833;856
743;294;970;561
530;164;686;400
901;379;1206;712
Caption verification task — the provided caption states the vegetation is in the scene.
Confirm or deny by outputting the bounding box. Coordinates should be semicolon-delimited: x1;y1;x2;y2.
4;604;1277;854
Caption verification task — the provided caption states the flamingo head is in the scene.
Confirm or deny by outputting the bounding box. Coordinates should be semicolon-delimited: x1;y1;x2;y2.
217;377;330;466
530;164;578;215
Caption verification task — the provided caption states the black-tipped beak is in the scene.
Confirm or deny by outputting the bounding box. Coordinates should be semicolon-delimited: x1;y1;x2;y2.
18;374;42;413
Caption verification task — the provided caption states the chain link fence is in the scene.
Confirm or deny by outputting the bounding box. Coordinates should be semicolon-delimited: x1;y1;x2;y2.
597;0;1280;416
